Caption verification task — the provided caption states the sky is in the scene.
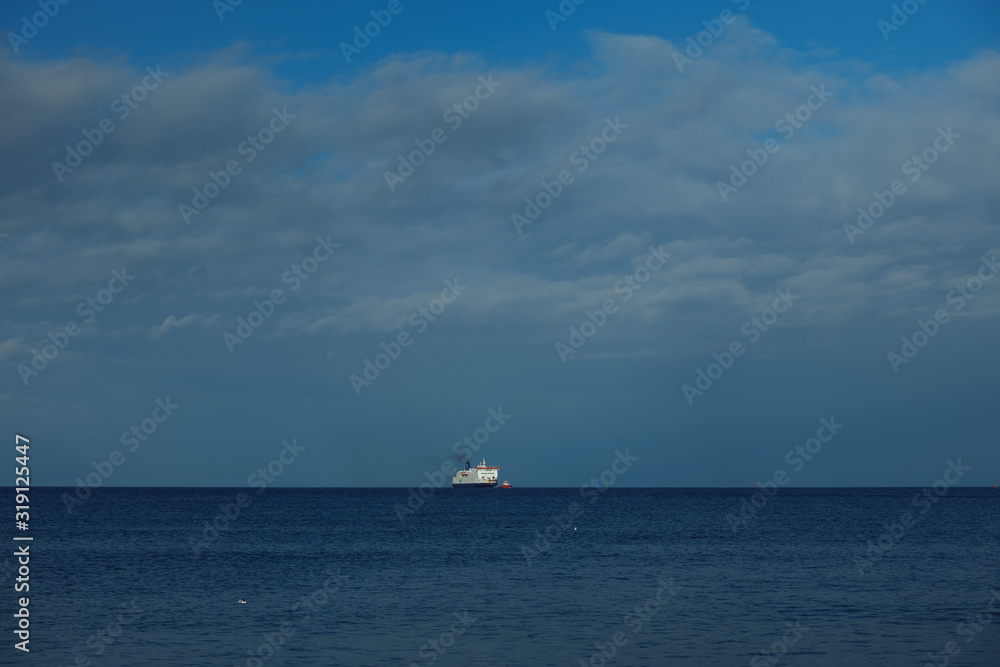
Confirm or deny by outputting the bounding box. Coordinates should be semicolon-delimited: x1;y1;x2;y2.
2;0;999;488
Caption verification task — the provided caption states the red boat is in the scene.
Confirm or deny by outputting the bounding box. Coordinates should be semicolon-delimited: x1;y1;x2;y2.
499;479;512;489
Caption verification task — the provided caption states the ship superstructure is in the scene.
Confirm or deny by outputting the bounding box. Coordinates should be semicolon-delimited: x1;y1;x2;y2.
451;458;499;488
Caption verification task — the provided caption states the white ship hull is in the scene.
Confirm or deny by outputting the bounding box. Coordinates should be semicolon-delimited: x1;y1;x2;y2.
452;459;499;488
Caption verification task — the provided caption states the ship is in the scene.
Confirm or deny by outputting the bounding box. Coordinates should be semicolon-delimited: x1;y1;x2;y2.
452;458;499;488
499;479;512;489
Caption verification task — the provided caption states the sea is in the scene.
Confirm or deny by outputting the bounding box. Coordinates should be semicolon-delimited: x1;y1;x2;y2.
12;487;1000;666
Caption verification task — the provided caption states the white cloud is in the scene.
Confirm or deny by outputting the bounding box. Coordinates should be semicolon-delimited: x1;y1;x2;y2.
148;313;218;339
0;24;997;364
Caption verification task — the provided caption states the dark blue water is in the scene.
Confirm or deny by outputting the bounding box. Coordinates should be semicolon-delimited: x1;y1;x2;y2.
10;487;1000;666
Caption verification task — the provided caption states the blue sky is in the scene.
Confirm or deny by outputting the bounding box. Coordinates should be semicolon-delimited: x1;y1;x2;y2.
7;0;999;75
2;0;999;487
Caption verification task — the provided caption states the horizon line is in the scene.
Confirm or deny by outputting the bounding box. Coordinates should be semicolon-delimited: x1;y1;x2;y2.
7;485;997;490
